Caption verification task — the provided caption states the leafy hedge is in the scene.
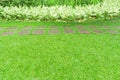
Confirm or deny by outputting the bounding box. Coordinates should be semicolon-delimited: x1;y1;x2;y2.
0;0;102;7
0;0;119;22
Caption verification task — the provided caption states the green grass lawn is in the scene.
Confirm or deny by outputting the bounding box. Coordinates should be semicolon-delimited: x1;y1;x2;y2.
0;18;120;80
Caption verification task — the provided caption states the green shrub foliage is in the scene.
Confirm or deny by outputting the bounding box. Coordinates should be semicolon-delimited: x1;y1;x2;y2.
0;0;119;22
0;0;102;7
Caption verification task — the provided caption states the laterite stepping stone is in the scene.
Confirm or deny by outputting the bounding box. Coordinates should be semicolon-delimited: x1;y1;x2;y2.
79;30;91;34
6;27;17;30
32;30;44;35
90;26;97;29
35;26;46;29
107;30;118;34
116;26;120;29
0;28;3;30
18;30;30;35
63;27;74;34
2;31;15;36
48;29;60;34
94;30;103;34
63;26;72;29
102;26;109;29
64;29;74;34
76;26;84;29
22;27;32;30
49;26;58;29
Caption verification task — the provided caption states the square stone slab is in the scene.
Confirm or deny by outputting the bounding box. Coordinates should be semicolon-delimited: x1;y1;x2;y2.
76;26;84;29
90;26;97;29
102;26;110;29
94;30;103;34
6;27;17;30
64;29;74;34
2;31;15;36
48;29;60;34
0;27;3;30
35;26;46;29
32;30;44;35
49;26;59;29
18;30;30;35
107;30;119;34
63;27;72;29
116;26;120;29
22;27;32;30
79;30;91;34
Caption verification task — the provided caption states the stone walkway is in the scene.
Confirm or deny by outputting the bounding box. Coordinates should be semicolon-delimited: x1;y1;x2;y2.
0;26;120;36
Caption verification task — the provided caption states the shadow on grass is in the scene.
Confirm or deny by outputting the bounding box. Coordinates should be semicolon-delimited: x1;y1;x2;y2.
0;16;120;27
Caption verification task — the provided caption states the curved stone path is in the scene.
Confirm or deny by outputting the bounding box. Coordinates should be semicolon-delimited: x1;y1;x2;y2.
0;26;120;36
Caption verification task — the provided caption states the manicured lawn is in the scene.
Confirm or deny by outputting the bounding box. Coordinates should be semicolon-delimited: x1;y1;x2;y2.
0;18;120;80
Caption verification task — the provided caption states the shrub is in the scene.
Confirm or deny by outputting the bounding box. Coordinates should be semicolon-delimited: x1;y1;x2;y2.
0;0;102;7
0;0;119;22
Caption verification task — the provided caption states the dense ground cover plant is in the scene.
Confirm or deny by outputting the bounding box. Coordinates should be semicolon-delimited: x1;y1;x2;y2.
0;0;102;7
0;0;119;22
